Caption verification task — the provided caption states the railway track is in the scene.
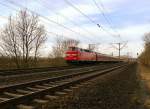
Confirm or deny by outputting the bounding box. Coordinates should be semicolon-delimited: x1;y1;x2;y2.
0;63;121;86
0;63;128;109
0;65;77;76
0;63;108;77
0;63;122;76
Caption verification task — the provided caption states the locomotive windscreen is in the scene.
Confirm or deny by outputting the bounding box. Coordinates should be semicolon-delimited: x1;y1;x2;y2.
68;47;78;51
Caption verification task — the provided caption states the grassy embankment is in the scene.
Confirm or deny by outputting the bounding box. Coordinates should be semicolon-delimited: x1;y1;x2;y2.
0;57;67;69
139;64;150;109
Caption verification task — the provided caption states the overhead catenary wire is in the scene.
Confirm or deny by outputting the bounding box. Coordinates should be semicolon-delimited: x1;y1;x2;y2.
0;1;84;42
0;1;97;43
92;0;119;35
0;1;18;12
40;0;98;38
5;0;94;43
2;0;118;42
0;0;131;56
63;0;119;38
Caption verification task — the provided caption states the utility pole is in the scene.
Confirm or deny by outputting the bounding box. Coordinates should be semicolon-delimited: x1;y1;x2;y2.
118;43;121;58
111;42;127;59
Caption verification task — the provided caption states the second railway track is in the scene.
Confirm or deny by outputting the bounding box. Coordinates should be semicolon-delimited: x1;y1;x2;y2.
0;65;81;76
0;63;129;109
0;63;121;86
0;63;119;77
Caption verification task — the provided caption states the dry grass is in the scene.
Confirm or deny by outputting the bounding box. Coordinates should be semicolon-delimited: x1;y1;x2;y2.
0;57;68;69
139;64;150;109
140;64;150;84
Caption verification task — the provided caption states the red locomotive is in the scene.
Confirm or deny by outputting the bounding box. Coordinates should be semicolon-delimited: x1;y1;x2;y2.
65;46;121;63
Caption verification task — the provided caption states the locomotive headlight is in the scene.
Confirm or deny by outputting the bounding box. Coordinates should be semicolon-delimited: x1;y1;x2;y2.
71;54;77;56
66;53;77;56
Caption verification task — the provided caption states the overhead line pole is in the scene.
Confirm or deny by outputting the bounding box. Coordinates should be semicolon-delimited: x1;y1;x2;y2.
111;42;127;59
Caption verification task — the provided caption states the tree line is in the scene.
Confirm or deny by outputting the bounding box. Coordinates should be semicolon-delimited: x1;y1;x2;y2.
139;32;150;66
0;10;79;69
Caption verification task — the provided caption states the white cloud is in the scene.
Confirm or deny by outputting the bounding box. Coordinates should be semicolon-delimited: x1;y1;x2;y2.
0;16;8;27
119;24;150;42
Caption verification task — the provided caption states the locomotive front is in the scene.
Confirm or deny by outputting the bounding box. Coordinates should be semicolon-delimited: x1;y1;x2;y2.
65;46;79;63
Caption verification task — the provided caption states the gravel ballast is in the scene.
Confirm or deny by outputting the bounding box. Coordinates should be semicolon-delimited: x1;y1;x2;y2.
64;63;144;109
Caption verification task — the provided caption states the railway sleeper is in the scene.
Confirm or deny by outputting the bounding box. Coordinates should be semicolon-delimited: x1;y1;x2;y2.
55;91;71;107
44;95;61;108
70;86;80;92
33;99;49;104
45;83;59;87
34;85;49;89
63;89;73;93
16;89;34;94
0;97;10;101
63;89;74;101
32;95;66;109
16;82;93;109
69;86;80;97
76;84;84;87
26;87;43;91
18;96;59;109
55;92;68;97
33;99;49;109
45;95;59;100
48;82;59;85
4;92;24;98
64;89;74;99
18;91;73;109
17;104;35;109
42;83;54;87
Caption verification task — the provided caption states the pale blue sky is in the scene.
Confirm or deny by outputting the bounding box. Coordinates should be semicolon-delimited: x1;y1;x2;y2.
0;0;150;57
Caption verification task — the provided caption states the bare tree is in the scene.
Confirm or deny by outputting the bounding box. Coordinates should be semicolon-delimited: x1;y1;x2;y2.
1;16;21;68
139;32;150;66
144;32;150;48
50;37;79;58
0;10;47;68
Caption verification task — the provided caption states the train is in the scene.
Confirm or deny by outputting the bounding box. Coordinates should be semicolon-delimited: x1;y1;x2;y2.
65;46;122;64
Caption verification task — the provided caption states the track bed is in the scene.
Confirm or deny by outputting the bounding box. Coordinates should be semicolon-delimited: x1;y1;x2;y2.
66;63;144;109
0;63;127;109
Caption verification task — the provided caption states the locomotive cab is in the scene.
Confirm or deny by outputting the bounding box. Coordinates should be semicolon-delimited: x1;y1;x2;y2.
65;46;97;64
65;46;79;63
